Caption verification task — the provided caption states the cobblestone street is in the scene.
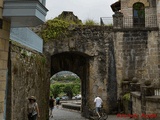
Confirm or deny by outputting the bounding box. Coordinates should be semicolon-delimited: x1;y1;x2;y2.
49;106;133;120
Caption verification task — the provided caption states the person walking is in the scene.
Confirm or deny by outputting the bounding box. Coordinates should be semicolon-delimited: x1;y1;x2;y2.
94;96;103;118
27;96;40;120
49;96;55;118
56;97;60;109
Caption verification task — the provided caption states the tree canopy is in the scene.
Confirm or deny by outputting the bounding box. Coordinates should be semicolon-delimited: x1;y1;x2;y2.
50;72;81;99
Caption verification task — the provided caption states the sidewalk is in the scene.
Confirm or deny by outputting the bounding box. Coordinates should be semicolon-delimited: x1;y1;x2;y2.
49;106;133;120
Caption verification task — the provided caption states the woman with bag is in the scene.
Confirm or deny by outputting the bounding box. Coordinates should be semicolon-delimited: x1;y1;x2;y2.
27;96;40;120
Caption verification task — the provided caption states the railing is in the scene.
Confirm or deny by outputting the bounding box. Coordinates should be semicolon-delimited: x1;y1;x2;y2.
141;87;160;96
154;88;160;96
123;15;157;28
100;15;158;28
100;17;113;26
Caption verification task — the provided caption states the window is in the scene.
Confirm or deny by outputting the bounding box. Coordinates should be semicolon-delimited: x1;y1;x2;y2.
133;2;145;27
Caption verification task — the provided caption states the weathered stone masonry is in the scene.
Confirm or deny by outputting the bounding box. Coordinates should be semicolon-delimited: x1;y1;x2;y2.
9;26;159;120
42;24;160;118
115;29;159;86
114;28;160;119
43;26;118;114
0;0;10;119
10;42;50;120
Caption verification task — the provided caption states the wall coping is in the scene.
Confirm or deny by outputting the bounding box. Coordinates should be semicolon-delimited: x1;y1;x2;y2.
131;91;141;99
145;96;160;102
113;27;159;32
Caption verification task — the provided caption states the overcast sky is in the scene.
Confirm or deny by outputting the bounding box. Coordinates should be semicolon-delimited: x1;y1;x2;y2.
46;0;118;23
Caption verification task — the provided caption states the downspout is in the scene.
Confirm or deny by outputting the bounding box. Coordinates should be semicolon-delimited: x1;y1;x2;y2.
4;41;12;120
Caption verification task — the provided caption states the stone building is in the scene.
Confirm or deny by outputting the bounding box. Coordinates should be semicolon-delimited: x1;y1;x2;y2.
0;1;11;119
111;0;160;119
0;0;48;119
0;0;160;120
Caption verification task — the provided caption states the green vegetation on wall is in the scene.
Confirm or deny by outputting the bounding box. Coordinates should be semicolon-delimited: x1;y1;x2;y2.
41;12;83;42
41;19;70;42
50;74;81;99
122;93;130;101
84;19;99;25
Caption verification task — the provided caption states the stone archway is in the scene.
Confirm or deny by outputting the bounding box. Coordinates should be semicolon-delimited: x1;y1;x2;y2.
51;52;90;116
43;26;117;116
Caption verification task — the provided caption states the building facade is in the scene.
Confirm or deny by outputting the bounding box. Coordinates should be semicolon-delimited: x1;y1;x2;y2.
111;0;160;119
0;0;48;119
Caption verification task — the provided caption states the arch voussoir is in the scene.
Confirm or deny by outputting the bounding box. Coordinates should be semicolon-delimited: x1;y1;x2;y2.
128;0;149;7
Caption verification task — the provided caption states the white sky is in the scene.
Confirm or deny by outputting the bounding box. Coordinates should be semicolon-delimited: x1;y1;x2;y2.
46;0;118;23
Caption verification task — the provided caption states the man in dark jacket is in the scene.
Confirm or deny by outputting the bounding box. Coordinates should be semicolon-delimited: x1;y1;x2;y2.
49;96;55;118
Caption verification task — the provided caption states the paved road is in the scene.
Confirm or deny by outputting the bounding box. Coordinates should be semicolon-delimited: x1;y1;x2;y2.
49;106;133;120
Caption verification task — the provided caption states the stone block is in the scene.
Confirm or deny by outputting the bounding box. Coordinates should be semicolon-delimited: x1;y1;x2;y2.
0;1;3;8
0;70;7;81
0;91;5;102
0;39;5;50
0;81;6;91
145;2;149;7
0;9;2;19
2;20;10;31
0;29;10;40
0;60;7;69
0;102;4;114
4;40;9;52
0;51;8;60
0;113;3;120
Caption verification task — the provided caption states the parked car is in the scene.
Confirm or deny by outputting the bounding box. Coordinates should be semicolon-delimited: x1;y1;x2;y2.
72;96;76;99
75;94;81;100
61;96;69;100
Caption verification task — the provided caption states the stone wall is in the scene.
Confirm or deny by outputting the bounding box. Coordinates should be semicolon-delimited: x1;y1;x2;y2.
120;0;157;28
35;20;160;117
131;90;160;120
114;29;159;97
156;0;160;28
10;42;50;120
131;92;142;119
0;6;10;119
146;99;160;117
43;26;118;113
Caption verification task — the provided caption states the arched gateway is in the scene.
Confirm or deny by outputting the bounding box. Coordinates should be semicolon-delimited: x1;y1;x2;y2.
43;26;117;116
51;52;89;115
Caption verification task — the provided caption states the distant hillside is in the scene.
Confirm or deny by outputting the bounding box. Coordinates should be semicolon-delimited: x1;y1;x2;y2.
50;71;80;84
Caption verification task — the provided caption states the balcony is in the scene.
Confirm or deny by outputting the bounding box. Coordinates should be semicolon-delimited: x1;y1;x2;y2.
101;13;158;29
123;15;157;28
3;0;48;27
10;27;43;53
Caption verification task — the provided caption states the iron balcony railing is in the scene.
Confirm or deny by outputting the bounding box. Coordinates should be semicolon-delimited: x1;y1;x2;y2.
154;88;160;96
100;17;113;26
123;15;157;28
100;15;157;28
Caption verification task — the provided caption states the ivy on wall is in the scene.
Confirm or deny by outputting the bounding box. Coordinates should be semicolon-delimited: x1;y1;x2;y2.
41;19;70;42
40;12;83;42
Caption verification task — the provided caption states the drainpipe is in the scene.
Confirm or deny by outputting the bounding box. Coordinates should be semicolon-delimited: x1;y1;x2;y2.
4;41;11;120
1;0;4;119
4;72;8;120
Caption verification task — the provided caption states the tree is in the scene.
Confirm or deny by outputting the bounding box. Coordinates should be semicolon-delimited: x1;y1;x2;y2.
50;72;81;99
63;84;74;99
50;83;64;98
